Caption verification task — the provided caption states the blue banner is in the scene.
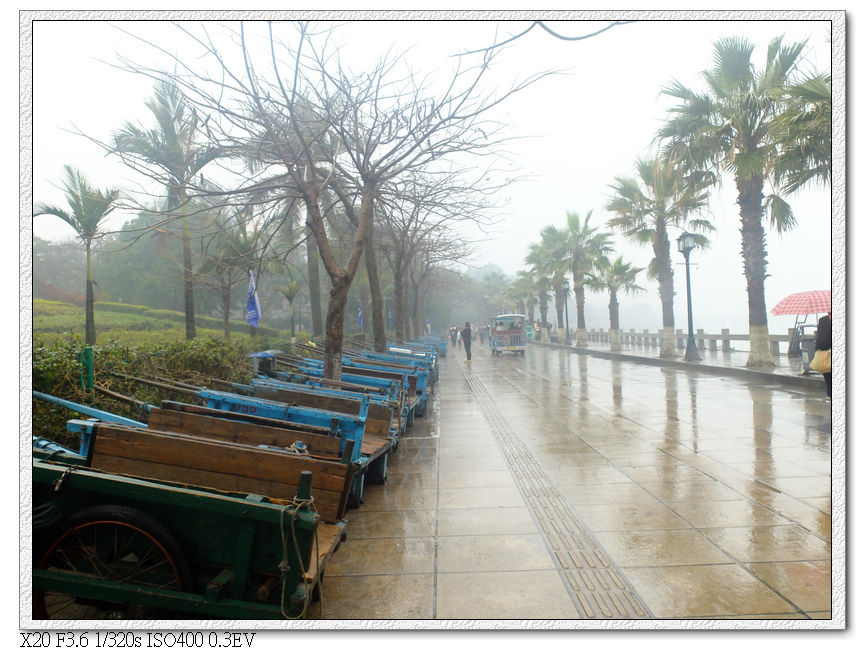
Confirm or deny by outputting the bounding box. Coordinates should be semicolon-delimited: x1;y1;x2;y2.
246;270;262;328
358;301;363;328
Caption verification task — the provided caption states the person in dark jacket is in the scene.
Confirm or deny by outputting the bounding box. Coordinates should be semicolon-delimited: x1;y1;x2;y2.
461;321;472;363
815;311;831;397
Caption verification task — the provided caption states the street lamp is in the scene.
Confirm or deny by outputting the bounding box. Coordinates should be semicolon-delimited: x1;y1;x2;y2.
677;232;701;361
561;280;571;346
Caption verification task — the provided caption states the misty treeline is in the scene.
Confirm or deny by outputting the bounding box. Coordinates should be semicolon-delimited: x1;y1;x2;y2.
35;21;553;379
501;34;831;369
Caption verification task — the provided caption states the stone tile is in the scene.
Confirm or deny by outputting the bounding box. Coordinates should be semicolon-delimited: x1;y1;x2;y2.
326;537;435;576
382;465;438;491
668;500;793;528
360;487;438;512
437;533;556;573
438;456;509;472
559;482;658;506
437;506;538;536
575;502;690;532
758;476;831;498
438;485;525;509
700;525;831;563
746;560;831;612
800;496;831;514
639;479;744;503
437;445;502;461
438;469;516;489
543;465;633;485
592;529;732;567
621;565;797;618
435;570;578;619
343;509;437;539
319;574;434;619
619;464;712;483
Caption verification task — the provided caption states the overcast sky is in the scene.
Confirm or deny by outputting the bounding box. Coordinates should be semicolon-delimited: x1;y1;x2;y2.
27;12;840;338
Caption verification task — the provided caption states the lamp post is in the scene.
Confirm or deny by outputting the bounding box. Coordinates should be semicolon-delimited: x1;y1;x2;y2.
677;232;701;361
561;280;571;346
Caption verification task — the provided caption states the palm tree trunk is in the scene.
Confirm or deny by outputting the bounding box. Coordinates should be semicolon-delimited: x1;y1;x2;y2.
84;245;96;345
738;176;775;368
575;281;588;346
655;227;676;358
609;290;622;352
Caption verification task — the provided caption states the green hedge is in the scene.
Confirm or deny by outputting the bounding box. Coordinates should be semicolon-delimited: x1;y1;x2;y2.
31;333;312;448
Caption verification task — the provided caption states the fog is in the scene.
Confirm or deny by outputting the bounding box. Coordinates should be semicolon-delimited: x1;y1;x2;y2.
28;15;838;340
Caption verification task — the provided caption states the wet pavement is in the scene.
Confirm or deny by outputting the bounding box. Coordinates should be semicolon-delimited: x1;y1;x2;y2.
313;342;833;622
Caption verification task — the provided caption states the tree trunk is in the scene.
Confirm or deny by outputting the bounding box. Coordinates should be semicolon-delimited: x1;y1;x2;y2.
364;234;387;351
306;232;323;338
393;256;408;341
181;218;196;340
738;175;775;368
554;285;564;329
654;225;676;358
574;279;588;347
609;290;620;331
222;281;231;339
305;180;374;380
324;275;350;378
538;291;548;328
84;245;96;345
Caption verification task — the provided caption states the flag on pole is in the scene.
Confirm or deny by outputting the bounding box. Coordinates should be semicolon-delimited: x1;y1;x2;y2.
247;270;262;328
358;301;363;328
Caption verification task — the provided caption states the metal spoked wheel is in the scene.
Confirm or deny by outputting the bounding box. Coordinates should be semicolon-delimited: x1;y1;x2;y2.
33;505;193;620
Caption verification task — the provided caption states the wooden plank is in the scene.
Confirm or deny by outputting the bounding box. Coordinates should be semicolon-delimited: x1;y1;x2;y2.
159;401;332;436
252;386;393;437
90;424;350;522
303;522;346;582
252;385;361;417
359;432;391;460
147;408;341;456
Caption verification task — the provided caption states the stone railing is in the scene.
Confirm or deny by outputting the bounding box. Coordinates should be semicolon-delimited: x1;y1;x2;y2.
585;328;799;355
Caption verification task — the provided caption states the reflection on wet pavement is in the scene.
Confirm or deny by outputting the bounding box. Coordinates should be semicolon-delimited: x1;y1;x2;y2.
315;344;833;621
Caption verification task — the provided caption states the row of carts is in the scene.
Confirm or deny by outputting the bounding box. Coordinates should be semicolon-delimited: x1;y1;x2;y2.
31;335;447;620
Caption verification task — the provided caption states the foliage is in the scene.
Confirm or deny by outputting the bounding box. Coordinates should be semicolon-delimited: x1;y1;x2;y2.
31;328;312;448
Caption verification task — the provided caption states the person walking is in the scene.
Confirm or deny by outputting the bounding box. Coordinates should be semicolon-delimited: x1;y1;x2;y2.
461;321;472;363
815;311;831;397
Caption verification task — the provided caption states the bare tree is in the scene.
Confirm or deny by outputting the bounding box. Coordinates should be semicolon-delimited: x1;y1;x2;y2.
111;21;548;378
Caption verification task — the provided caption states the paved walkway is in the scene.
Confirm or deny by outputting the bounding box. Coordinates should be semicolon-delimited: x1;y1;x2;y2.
313;342;833;624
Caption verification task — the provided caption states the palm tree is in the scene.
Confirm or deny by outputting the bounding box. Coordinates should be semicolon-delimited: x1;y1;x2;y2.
275;279;301;341
606;157;711;358
524;239;554;339
585;256;644;351
658;35;811;368
772;73;831;194
562;211;613;346
34;166;119;344
113;78;222;340
535;225;571;341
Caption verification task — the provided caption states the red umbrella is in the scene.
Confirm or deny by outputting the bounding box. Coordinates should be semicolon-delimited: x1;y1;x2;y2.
770;290;831;316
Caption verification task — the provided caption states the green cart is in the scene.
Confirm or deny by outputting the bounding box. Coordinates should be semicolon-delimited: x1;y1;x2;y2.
32;452;343;620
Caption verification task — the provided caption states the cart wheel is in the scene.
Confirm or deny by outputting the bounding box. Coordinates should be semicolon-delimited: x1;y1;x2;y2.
33;505;193;620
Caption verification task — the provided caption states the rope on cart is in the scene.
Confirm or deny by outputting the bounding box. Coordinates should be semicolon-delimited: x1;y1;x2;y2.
279;496;321;619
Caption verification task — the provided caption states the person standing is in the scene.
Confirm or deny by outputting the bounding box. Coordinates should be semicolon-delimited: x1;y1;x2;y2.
815;311;831;397
461;321;472;363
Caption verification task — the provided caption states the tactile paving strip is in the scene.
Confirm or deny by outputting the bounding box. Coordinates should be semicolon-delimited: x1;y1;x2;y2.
460;364;653;619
